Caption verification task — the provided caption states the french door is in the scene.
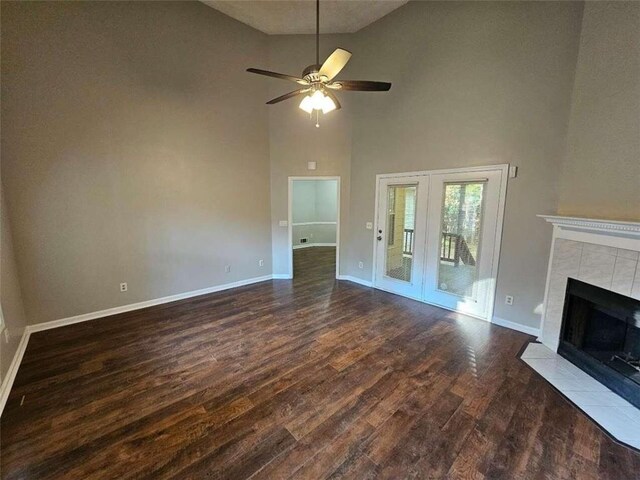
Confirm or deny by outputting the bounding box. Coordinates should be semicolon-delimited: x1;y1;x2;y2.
374;176;429;299
374;166;507;320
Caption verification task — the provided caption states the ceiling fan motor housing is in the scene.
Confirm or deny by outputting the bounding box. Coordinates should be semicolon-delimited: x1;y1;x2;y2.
302;64;323;84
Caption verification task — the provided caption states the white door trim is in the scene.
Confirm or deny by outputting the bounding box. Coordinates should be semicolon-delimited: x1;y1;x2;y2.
288;176;341;279
372;164;509;321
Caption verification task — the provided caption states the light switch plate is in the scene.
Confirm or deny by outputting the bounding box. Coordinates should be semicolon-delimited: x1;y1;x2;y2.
279;220;288;227
366;222;373;230
307;161;317;170
509;165;518;178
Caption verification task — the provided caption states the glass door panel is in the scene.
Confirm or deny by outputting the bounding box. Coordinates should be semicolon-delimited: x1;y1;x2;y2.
374;176;428;299
385;185;417;283
437;181;486;299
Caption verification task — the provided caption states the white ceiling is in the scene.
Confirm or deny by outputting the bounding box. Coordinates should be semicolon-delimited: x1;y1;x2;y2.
201;1;409;35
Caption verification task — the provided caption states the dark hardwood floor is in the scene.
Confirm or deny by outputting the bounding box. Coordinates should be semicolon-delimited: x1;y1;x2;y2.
293;245;336;280
2;246;639;479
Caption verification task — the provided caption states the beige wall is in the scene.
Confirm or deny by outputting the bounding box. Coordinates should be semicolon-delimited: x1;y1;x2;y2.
0;181;28;382
345;1;584;329
558;1;640;221
2;0;636;340
1;1;272;324
266;34;353;275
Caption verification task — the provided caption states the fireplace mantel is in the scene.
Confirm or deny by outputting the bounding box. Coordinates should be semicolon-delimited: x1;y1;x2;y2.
539;214;640;235
538;214;640;252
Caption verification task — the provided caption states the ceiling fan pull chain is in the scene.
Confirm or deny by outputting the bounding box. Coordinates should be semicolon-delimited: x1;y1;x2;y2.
315;109;320;128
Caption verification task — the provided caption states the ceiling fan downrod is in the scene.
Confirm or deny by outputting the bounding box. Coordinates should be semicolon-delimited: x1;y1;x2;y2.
316;0;320;66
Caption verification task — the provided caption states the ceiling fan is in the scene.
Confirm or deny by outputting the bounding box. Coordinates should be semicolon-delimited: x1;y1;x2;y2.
246;0;391;127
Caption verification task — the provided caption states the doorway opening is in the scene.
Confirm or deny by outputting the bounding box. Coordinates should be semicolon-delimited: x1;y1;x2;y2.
288;177;340;280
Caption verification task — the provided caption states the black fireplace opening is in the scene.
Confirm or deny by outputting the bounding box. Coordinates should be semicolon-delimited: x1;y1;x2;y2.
559;278;640;409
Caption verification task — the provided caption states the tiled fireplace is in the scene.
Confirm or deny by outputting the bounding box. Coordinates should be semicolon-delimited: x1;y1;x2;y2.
539;216;640;350
523;215;640;449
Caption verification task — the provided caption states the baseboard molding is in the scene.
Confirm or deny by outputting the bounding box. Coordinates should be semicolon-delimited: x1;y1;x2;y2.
271;274;293;280
492;316;541;337
337;275;374;288
28;275;274;333
1;274;283;417
292;243;336;250
0;328;30;416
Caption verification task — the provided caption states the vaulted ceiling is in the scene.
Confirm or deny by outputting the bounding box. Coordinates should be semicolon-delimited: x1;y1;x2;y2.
201;0;409;35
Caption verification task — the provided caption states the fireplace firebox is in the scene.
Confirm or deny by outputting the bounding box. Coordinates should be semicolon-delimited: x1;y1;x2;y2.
559;278;640;409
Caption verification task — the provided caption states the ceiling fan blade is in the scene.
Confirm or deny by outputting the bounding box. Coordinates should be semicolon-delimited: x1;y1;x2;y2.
331;80;392;91
323;89;341;110
266;89;309;105
247;68;309;86
318;48;352;81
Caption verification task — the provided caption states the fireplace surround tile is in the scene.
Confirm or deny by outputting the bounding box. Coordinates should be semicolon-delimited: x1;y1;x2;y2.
563;390;634;408
577;250;616;289
620;405;640;424
618;248;640;261
521;342;558;359
611;256;637;296
583;243;618;257
521;342;640;450
551;238;582;274
539;215;640;344
581;405;640;445
632;263;640;300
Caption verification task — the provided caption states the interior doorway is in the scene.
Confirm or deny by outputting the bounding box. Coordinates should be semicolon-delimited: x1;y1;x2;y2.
288;177;340;280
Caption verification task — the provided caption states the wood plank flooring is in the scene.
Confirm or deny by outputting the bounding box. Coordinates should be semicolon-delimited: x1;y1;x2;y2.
2;246;639;479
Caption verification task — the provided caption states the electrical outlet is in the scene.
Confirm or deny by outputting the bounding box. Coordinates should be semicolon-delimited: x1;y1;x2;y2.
505;295;514;306
366;222;373;230
259;259;264;267
358;261;364;269
225;265;231;273
120;282;128;292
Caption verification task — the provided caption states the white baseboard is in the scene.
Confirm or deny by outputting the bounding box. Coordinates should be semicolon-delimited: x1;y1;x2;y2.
28;275;274;333
1;274;282;417
292;243;337;250
337;275;374;288
0;328;30;416
492;316;541;337
271;274;293;280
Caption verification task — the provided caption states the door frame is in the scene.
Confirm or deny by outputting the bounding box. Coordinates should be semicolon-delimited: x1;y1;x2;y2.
372;164;509;322
288;176;341;279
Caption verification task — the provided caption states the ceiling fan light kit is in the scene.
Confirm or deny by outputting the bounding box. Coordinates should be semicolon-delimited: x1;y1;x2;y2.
246;0;391;127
